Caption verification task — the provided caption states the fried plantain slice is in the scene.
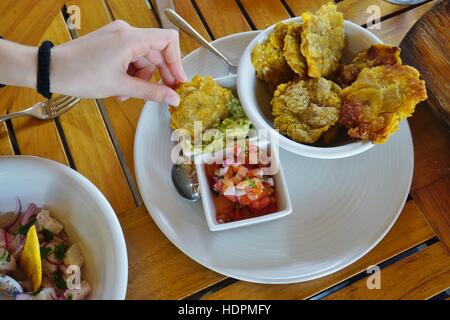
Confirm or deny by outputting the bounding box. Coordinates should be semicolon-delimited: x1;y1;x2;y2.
251;22;295;89
272;77;342;144
170;75;233;137
338;44;402;87
340;64;427;144
301;2;345;78
283;23;308;79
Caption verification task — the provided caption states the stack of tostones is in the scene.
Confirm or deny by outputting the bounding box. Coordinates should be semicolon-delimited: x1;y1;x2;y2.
248;1;428;145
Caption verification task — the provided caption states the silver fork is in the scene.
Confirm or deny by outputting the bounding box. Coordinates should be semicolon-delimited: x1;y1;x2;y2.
0;95;81;122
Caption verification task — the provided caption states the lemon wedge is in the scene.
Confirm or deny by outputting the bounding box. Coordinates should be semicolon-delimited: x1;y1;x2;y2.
19;225;42;292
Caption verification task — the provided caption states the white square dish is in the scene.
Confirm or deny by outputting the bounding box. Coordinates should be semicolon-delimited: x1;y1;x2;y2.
195;140;292;231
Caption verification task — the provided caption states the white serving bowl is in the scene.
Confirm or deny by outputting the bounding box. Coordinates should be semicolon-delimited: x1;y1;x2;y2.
196;140;292;231
0;156;128;300
237;18;383;159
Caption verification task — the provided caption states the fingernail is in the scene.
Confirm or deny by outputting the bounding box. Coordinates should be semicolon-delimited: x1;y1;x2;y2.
166;94;180;106
117;95;129;102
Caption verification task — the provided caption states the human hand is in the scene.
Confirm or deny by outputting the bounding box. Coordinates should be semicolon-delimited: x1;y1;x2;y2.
50;20;187;105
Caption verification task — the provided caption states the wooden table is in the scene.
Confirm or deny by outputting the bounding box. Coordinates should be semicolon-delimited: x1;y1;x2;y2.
0;0;448;300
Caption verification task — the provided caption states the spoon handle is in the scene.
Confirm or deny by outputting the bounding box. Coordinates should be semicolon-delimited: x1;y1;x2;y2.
164;9;236;69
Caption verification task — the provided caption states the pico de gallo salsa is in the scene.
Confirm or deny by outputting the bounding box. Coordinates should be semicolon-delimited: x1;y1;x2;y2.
205;143;278;223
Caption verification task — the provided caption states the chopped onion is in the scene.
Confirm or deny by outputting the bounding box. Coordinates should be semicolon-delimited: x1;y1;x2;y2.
223;186;236;196
218;166;229;177
251;168;264;177
264;177;274;186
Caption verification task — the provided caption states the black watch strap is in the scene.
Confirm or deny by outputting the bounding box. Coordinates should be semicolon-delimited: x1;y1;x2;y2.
37;40;54;99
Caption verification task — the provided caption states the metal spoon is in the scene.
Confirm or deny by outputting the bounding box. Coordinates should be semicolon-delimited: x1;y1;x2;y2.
0;275;23;300
164;9;238;74
171;163;200;201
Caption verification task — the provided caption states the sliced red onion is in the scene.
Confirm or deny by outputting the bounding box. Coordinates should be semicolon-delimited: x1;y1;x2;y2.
54;231;69;244
46;256;63;266
14;244;24;257
4;197;22;231
20;203;36;226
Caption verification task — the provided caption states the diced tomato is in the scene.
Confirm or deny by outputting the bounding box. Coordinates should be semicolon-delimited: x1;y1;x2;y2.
205;142;278;224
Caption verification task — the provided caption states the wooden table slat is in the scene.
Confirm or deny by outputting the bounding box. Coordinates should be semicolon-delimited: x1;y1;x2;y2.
336;0;413;26
119;206;226;299
202;201;435;300
369;0;439;45
174;0;212;54
0;123;13;155
0;86;68;164
194;0;251;38
413;176;450;253
107;0;160;28
409;105;450;191
240;0;290;30
325;242;450;300
283;0;330;17
0;0;67;45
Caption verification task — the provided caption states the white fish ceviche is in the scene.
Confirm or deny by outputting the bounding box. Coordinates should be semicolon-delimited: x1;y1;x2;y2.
0;199;91;300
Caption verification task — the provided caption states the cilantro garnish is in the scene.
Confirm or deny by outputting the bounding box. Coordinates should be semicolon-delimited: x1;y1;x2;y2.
18;217;37;235
54;243;68;260
52;272;67;289
41;228;54;243
0;251;11;262
40;246;53;259
0;251;7;261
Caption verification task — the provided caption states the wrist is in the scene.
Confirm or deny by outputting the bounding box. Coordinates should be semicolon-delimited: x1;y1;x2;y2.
0;40;38;89
49;45;65;94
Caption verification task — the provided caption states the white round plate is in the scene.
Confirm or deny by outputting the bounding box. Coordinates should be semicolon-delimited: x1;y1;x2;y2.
134;32;414;283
